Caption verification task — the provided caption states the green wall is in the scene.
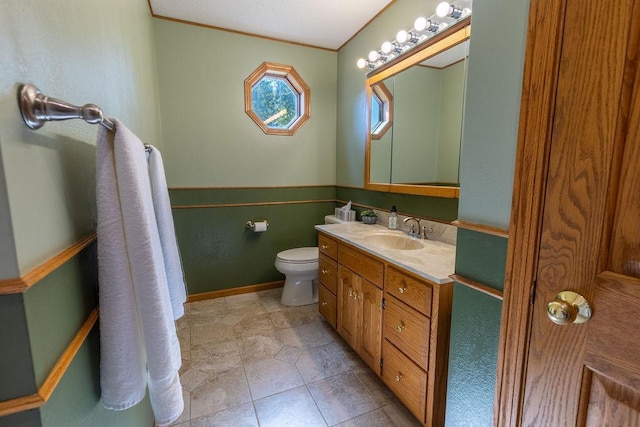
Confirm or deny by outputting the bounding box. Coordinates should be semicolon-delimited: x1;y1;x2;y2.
170;187;336;295
0;0;161;425
153;19;338;188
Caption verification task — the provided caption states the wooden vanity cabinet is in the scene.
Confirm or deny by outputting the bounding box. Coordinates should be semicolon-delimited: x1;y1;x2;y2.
337;264;383;375
318;235;338;329
382;265;453;426
317;231;452;426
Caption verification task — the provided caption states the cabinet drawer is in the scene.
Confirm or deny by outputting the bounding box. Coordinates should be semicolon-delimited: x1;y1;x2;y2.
318;233;338;260
385;266;433;316
382;340;427;423
318;284;337;329
384;295;430;370
318;254;337;294
338;244;383;289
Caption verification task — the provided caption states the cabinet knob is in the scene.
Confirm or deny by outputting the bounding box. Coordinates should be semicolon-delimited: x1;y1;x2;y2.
321;244;328;249
396;321;406;332
321;269;328;275
395;373;403;382
321;301;328;307
398;286;407;294
348;289;353;297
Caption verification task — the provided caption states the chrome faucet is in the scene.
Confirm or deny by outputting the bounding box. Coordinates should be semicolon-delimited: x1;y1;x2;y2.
402;217;421;238
403;217;433;239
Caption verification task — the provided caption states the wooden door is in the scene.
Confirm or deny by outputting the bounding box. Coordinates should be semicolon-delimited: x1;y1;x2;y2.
358;278;383;375
337;265;357;348
516;0;640;424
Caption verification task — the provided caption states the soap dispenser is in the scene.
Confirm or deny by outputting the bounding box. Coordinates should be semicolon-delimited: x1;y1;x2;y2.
388;206;398;230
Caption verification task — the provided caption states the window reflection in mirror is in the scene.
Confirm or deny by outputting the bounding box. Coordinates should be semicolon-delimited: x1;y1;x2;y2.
369;78;394;183
365;19;470;199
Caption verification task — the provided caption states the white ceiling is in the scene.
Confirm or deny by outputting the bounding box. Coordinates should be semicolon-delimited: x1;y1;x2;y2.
149;0;395;50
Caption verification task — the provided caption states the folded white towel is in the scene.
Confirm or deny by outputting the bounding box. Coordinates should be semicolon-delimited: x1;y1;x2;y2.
97;119;183;425
148;147;187;320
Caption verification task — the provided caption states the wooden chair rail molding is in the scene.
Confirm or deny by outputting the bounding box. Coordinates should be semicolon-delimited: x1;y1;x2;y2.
0;308;99;417
449;274;504;300
452;220;509;238
0;233;97;295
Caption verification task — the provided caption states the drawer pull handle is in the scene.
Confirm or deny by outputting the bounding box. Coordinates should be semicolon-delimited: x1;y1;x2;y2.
396;321;406;332
395;373;403;382
321;244;328;249
398;287;407;294
321;302;328;307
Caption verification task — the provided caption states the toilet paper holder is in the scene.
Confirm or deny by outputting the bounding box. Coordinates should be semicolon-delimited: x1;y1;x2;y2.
246;220;269;230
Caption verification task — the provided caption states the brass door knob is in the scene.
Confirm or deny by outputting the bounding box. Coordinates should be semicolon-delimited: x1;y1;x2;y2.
546;291;592;325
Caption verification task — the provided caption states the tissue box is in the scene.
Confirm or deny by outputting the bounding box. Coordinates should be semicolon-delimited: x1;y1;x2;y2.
335;208;356;221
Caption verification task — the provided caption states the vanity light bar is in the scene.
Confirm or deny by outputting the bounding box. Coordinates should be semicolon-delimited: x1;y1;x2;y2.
357;1;472;71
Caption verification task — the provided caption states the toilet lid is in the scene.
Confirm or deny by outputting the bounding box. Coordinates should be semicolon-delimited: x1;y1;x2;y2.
276;247;319;264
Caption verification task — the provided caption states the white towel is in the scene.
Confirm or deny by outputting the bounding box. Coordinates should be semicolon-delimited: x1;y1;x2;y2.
97;119;183;426
148;147;187;320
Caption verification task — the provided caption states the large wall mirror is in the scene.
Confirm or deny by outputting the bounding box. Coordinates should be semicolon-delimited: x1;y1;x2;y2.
365;18;471;198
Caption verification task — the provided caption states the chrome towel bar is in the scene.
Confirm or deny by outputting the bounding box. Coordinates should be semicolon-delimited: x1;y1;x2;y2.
18;83;115;131
17;83;151;152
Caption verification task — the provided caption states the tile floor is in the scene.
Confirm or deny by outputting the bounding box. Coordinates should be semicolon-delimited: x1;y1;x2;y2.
170;288;423;426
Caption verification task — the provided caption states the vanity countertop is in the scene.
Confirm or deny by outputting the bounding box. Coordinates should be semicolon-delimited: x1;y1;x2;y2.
315;222;455;285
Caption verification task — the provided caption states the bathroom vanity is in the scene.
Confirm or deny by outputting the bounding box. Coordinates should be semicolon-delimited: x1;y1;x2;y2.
315;223;455;426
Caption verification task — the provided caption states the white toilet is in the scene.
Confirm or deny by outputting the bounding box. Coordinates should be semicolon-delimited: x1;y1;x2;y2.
275;215;347;306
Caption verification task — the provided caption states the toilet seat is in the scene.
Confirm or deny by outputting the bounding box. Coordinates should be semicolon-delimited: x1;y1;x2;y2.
276;247;318;264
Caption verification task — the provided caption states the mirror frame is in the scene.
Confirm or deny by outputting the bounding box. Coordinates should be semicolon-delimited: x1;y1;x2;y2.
364;17;471;199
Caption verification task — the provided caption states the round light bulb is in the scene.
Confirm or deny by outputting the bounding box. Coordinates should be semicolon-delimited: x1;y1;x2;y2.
356;58;367;69
396;30;408;44
381;41;393;54
414;17;427;32
436;2;451;17
368;50;380;62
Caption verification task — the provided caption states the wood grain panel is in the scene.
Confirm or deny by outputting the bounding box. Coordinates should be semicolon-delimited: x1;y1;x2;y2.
381;339;427;423
359;278;383;375
383;295;430;370
318;233;338;260
318;284;337;329
318;254;337;294
338;244;383;289
386;265;432;316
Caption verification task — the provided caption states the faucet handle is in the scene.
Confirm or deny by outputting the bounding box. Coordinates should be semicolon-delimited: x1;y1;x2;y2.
420;225;434;240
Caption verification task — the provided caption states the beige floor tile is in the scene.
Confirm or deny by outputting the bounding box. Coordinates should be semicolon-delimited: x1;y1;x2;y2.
296;342;355;384
353;367;396;407
191;322;235;346
308;372;380;426
334;408;396;427
276;321;334;349
190;402;258;427
244;358;305;400
190;341;242;374
190;367;252;419
236;331;284;364
254;386;327;427
270;304;323;329
381;401;424;426
275;345;302;364
180;369;208;392
233;313;275;339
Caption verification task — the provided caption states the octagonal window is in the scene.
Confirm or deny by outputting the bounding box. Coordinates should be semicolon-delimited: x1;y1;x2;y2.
245;62;310;135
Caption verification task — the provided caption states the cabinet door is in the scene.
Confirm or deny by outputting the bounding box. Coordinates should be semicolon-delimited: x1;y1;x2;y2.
358;278;383;375
337;265;357;348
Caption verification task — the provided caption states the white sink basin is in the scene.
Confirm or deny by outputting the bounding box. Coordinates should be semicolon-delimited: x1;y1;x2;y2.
362;233;424;250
